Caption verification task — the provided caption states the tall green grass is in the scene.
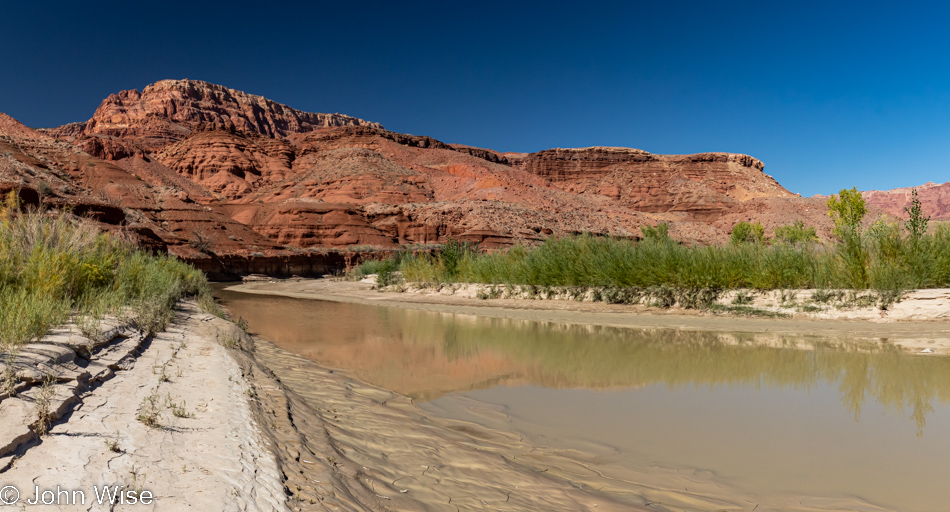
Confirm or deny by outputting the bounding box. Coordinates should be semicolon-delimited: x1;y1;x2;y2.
386;226;950;293
0;193;213;348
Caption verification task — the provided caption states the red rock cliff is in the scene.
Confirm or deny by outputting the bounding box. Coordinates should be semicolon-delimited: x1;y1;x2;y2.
13;79;843;272
47;79;380;151
863;181;950;221
519;147;791;216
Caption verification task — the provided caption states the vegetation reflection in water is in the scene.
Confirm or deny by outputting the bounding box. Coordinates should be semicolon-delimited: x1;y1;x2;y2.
441;319;945;435
216;290;948;435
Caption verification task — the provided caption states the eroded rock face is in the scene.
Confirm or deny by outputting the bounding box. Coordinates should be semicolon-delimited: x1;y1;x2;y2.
864;182;950;221
520;147;790;216
6;79;852;276
1;114;284;270
46;79;380;151
155;127;296;199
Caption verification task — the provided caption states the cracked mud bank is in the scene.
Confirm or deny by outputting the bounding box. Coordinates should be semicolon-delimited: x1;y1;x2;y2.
0;303;286;511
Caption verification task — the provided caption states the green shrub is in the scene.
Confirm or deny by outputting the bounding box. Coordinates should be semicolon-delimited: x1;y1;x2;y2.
375;258;402;288
0;198;212;347
827;187;867;238
774;221;818;245
350;257;393;280
392;229;950;294
730;221;766;245
641;222;669;242
386;186;950;300
440;238;479;279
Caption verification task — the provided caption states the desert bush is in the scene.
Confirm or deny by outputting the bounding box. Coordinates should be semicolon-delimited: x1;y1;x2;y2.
641;222;670;242
375;258;402;288
440;238;479;279
0;193;212;348
730;221;766;245
393;228;950;294
188;230;212;253
774;220;818;245
34;375;56;436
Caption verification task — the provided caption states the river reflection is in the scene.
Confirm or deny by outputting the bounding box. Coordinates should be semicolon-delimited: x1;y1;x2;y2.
217;288;950;511
216;288;949;434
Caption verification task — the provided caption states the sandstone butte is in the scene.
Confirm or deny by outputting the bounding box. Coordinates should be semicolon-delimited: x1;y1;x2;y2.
0;79;927;278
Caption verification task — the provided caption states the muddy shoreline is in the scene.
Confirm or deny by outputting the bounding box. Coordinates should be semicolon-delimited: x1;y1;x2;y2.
227;278;950;355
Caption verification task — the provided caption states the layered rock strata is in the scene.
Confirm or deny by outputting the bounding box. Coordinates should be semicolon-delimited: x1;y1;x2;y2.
863;181;950;221
3;79;842;276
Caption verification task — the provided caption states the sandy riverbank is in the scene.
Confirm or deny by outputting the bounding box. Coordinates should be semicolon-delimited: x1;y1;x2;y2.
0;302;287;511
228;278;950;355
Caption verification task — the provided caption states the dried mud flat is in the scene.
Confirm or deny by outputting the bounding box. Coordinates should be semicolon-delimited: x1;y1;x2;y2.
0;303;287;511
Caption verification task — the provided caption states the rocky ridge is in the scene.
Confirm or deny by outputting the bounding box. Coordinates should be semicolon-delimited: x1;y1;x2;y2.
42;79;380;154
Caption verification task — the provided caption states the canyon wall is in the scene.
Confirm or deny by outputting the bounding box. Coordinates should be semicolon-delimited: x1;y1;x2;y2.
3;79;844;277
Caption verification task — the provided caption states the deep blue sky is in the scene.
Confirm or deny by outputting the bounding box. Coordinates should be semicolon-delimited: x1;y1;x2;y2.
2;1;948;196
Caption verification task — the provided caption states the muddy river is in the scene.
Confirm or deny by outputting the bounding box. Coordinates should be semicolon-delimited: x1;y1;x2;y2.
216;287;950;512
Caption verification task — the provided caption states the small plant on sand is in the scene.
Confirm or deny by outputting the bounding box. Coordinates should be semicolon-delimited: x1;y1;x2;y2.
236;316;249;333
128;465;147;497
731;290;755;305
220;333;239;349
708;303;790;318
197;289;225;318
76;309;106;343
155;362;171;383
811;289;839;304
104;430;122;453
779;289;799;308
34;375;56;436
136;391;163;428
165;394;193;418
1;352;19;397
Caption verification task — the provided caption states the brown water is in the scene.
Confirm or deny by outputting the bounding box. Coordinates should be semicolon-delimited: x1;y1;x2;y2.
217;287;950;512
